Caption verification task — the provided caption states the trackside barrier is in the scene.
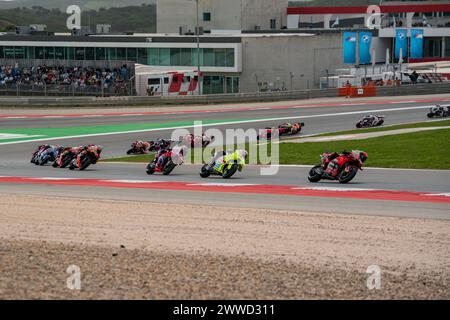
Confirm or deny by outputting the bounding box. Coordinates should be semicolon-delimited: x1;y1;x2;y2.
0;83;450;107
338;86;377;98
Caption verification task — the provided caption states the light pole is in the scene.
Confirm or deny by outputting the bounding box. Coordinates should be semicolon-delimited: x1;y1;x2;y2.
196;0;201;95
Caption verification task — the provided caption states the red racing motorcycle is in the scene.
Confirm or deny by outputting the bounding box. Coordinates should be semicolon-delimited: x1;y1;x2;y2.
308;150;368;184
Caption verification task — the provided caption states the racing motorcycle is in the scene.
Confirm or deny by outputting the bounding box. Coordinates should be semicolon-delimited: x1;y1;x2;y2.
356;115;385;128
257;122;305;140
33;146;63;166
146;147;186;175
127;140;153;155
199;150;246;179
179;134;215;148
69;147;102;171
307;150;368;184
427;105;450;118
146;139;174;152
53;147;82;168
31;145;49;164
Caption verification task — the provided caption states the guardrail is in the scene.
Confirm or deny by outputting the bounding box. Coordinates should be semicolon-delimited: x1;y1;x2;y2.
0;82;449;107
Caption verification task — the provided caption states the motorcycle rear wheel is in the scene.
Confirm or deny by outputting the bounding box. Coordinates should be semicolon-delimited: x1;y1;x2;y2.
308;165;323;183
338;166;358;184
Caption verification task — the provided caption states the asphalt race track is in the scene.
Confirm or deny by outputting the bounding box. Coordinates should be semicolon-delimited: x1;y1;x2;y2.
1;97;449;219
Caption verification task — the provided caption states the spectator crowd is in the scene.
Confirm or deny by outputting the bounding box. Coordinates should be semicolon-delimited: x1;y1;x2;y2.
0;64;131;91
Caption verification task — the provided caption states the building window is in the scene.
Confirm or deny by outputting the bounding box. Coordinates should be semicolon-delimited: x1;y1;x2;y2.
85;47;95;60
45;47;55;59
149;48;159;65
96;47;106;60
170;48;181;66
55;47;65;60
214;48;226;67
117;48;127;60
127;48;137;62
137;48;148;65
180;48;192;66
159;48;170;66
203;12;211;21
75;47;85;60
270;19;276;30
106;48;116;60
203;48;214;66
225;48;234;67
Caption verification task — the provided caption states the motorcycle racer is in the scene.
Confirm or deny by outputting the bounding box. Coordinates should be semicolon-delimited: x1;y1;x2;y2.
428;105;450;118
127;140;153;154
180;133;215;148
324;150;368;178
258;122;304;140
208;149;248;170
356;115;385;128
34;145;64;165
154;145;188;172
31;144;51;164
53;145;84;168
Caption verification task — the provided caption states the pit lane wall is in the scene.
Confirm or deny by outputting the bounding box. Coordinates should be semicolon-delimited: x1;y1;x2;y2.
0;83;449;107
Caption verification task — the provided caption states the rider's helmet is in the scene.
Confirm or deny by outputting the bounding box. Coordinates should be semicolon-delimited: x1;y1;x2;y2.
359;151;368;163
238;150;248;161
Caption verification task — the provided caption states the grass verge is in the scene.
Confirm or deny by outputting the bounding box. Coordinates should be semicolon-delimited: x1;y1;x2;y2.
298;119;450;139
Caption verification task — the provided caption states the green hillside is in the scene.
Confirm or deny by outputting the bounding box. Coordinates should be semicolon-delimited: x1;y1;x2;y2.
0;0;155;10
0;4;156;33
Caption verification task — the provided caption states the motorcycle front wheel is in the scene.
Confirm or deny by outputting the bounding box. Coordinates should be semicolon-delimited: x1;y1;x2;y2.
79;157;92;171
199;164;211;178
146;163;155;175
222;164;239;179
163;161;177;175
308;165;323;182
338;166;358;184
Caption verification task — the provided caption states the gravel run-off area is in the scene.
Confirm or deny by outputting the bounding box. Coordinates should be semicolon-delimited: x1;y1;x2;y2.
0;193;449;299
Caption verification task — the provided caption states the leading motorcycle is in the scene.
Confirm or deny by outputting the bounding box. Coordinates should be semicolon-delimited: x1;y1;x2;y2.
427;105;450;118
308;150;368;184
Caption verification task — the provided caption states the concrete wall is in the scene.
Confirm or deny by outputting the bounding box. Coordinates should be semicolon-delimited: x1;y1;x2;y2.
239;33;344;93
156;0;288;33
157;0;197;34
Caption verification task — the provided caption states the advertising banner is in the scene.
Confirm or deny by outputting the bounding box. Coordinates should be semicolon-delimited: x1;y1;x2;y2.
343;31;357;64
410;29;424;59
358;31;372;64
395;29;408;60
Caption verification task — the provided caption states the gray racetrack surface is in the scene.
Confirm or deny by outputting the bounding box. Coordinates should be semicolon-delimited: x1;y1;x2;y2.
0;99;449;219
